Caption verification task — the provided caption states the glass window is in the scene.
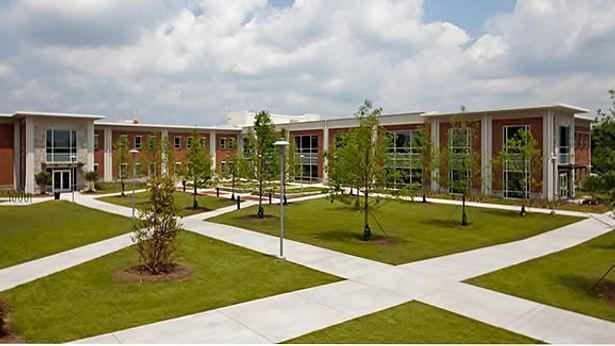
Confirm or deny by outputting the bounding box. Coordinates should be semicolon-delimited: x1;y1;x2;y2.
220;138;227;149
174;136;181;149
94;134;99;150
135;163;142;177
46;129;77;162
134;135;142;149
293;134;319;180
202;136;207;149
503;125;530;199
187;137;193;149
148;163;156;176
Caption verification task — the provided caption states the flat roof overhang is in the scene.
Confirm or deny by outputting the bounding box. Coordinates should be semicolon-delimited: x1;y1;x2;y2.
11;111;106;120
420;104;590;119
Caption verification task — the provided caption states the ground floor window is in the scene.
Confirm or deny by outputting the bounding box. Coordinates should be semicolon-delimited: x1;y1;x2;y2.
120;163;128;178
504;168;530;199
294;135;319;181
148;163;156;177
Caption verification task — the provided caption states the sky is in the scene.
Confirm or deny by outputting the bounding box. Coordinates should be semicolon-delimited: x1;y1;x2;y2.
0;0;614;125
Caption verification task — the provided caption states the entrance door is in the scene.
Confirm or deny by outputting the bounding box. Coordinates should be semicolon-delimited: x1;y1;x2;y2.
559;172;569;199
52;169;72;192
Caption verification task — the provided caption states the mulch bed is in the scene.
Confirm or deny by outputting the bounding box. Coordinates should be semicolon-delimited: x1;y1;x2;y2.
372;235;396;246
114;264;194;283
242;215;280;223
597;281;615;306
0;300;24;344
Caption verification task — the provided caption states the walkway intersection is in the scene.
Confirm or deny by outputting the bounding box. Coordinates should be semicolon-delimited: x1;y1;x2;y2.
2;190;615;343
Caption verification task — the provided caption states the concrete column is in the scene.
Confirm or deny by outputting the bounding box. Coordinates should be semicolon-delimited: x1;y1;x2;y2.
24;118;35;194
543;111;555;201
430;118;440;192
322;120;329;184
160;129;168;175
13;121;20;190
480;115;492;195
86;121;95;172
103;128;113;181
209;131;216;171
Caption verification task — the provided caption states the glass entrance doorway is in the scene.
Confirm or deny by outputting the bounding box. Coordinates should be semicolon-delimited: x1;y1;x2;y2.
52;169;72;192
559;172;569;199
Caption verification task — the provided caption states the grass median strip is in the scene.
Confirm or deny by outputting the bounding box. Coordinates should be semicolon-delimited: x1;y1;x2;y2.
285;300;541;344
466;229;615;323
208;197;581;264
99;191;235;216
0;201;133;269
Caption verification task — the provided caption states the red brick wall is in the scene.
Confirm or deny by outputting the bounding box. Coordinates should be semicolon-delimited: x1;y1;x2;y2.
111;130;158;178
215;132;239;172
0;124;14;186
289;129;324;178
574;124;590;167
94;129;105;175
491;117;543;193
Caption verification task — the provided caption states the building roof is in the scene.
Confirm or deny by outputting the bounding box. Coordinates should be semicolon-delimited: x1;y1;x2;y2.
11;111;106;120
420;104;589;118
95;121;241;132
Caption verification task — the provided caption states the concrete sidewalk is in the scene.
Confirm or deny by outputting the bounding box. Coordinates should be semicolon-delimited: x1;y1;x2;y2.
0;233;133;292
76;207;615;344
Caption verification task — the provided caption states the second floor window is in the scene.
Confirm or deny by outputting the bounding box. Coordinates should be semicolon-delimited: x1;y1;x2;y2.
187;137;193;149
174;136;181;150
94;134;99;150
134;135;142;150
46;129;77;162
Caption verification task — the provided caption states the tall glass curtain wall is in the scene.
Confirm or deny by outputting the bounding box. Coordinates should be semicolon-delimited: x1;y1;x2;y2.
46;129;77;162
503;125;530;198
386;130;422;189
294;135;318;181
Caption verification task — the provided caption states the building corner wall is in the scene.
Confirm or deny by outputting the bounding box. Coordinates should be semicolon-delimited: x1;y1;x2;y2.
24;118;35;193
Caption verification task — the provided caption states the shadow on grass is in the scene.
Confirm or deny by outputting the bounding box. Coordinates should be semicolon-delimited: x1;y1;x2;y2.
556;274;610;300
313;230;408;244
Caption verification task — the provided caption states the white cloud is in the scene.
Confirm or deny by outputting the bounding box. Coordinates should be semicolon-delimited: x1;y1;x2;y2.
0;0;613;124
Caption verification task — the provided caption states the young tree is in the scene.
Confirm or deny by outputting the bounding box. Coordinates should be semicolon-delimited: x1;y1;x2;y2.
131;175;182;275
493;128;542;216
443;107;480;226
115;136;130;197
326;129;362;208
84;171;99;192
330;99;387;240
185;129;213;209
248;111;280;218
34;171;51;194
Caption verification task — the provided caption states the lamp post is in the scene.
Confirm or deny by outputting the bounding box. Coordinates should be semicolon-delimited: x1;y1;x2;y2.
71;156;76;204
274;139;290;259
129;149;139;218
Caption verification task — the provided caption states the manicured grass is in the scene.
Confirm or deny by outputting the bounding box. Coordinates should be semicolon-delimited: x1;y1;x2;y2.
1;231;339;343
466;230;615;323
208;198;581;264
91;181;147;194
0;201;133;269
286;301;540;344
484;197;611;213
99;191;235;216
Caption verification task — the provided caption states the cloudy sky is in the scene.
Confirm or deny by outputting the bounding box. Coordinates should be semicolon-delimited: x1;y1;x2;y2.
0;0;614;125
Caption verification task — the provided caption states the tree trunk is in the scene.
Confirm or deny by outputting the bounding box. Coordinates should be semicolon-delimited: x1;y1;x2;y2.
363;145;371;241
121;177;125;197
462;192;469;226
193;181;198;209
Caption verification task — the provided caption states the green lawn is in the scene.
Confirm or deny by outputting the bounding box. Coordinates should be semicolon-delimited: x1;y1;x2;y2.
208;198;581;264
466;230;615;323
0;201;133;269
286;301;540;344
1;231;339;343
91;181;148;194
99;191;235;216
